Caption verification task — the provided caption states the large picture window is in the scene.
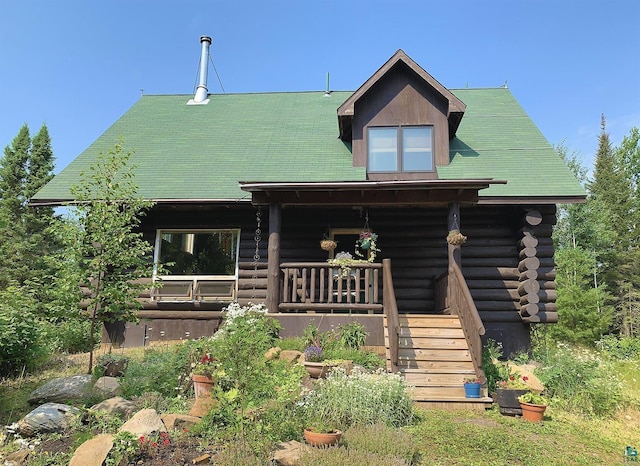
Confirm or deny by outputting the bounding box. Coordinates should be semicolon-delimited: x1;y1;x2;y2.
368;126;433;173
153;229;240;301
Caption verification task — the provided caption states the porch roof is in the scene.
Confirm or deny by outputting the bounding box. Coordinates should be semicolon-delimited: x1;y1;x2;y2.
239;178;505;206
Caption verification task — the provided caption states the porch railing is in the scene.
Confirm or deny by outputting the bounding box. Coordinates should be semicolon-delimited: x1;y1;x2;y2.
446;261;486;380
382;259;400;373
279;262;383;313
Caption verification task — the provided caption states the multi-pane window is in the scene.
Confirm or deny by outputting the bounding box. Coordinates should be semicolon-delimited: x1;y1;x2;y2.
153;229;240;301
368;126;433;172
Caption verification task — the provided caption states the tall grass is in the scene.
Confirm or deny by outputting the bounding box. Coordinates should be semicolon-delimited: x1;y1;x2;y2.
535;343;623;416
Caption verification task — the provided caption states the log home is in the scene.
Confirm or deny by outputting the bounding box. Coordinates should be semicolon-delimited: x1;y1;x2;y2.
33;39;585;408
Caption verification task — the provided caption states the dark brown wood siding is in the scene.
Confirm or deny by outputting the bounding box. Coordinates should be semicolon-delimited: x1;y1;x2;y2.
351;62;450;178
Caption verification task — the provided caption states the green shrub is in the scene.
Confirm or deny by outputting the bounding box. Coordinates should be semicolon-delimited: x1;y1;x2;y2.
299;367;414;431
338;322;368;349
119;346;192;399
0;286;48;376
596;334;640;360
322;347;385;370
277;336;306;351
481;339;509;393
46;318;97;354
536;343;623;416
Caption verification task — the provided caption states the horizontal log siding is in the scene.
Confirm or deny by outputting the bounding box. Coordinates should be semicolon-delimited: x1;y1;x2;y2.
459;205;557;325
137;203;557;328
278;206;449;314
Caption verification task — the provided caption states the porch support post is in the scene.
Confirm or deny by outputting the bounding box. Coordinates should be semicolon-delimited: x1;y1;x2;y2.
266;203;282;313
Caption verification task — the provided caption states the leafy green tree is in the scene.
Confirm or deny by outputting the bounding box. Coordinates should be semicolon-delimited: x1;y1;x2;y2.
548;246;613;345
68;139;156;372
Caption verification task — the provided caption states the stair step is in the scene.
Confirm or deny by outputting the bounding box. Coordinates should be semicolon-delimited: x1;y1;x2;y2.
402;372;474;386
413;395;493;403
400;367;475;374
397;326;465;338
411;386;490;399
397;315;462;328
397;348;471;361
398;336;468;350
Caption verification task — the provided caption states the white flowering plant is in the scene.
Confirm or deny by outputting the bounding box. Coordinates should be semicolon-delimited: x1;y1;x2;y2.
298;367;414;432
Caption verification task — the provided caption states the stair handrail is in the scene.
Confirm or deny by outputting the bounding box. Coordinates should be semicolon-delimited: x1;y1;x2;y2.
450;260;486;381
382;258;400;373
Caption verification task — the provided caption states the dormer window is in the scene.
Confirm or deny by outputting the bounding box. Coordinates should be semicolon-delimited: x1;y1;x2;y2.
368;126;434;173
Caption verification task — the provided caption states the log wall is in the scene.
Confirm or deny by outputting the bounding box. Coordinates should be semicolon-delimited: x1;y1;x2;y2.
124;202;558;351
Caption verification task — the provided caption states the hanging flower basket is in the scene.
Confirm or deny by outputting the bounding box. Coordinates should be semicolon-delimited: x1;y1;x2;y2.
446;229;467;246
320;239;337;251
355;231;380;262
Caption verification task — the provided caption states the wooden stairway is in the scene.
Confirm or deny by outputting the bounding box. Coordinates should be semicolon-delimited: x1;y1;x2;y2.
385;313;492;410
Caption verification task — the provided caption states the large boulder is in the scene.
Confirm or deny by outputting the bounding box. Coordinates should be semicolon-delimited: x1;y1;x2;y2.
118;408;166;437
93;376;120;398
90;396;138;419
273;440;311;466
17;403;81;437
69;434;114;466
28;375;93;404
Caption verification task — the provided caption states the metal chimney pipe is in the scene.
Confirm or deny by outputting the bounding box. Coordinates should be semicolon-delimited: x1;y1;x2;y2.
193;36;212;103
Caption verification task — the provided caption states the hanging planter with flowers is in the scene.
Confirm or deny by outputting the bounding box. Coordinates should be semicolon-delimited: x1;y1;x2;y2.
320;237;337;252
355;231;380;262
446;229;467;246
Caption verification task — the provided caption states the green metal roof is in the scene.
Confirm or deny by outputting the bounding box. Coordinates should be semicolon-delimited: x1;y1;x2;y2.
33;88;584;204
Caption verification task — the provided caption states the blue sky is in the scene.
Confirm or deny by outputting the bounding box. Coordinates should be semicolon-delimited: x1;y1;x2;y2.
1;0;639;176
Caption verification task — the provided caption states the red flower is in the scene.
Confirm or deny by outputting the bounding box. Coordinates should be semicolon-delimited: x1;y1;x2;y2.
523;376;529;382
163;439;170;445
138;436;145;443
152;442;158;447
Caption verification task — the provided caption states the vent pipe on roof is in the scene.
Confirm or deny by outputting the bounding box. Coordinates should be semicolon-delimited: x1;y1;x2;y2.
189;35;212;105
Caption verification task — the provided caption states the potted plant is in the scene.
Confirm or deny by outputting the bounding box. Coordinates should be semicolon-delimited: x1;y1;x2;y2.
191;352;217;399
355;231;380;262
302;345;337;379
494;373;530;415
303;426;343;447
97;352;129;377
518;392;549;422
320;236;337;252
446;229;467;246
463;376;482;398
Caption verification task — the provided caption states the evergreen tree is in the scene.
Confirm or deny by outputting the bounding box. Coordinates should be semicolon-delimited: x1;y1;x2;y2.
548;246;613;344
0;125;33;288
587;116;634;306
0;124;57;289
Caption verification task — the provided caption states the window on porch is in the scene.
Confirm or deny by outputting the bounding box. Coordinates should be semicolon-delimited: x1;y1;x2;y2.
153;229;240;302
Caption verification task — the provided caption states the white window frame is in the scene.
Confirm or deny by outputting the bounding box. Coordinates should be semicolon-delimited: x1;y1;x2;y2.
152;228;241;302
368;125;434;173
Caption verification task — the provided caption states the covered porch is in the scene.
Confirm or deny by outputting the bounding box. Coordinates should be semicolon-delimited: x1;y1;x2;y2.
239;179;500;408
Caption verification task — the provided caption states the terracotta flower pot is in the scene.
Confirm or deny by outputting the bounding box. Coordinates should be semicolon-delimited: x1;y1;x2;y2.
303;361;337;379
303;428;342;447
519;401;547;422
191;373;214;399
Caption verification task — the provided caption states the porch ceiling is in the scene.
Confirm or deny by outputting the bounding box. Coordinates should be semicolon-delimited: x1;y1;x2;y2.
239;179;506;207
